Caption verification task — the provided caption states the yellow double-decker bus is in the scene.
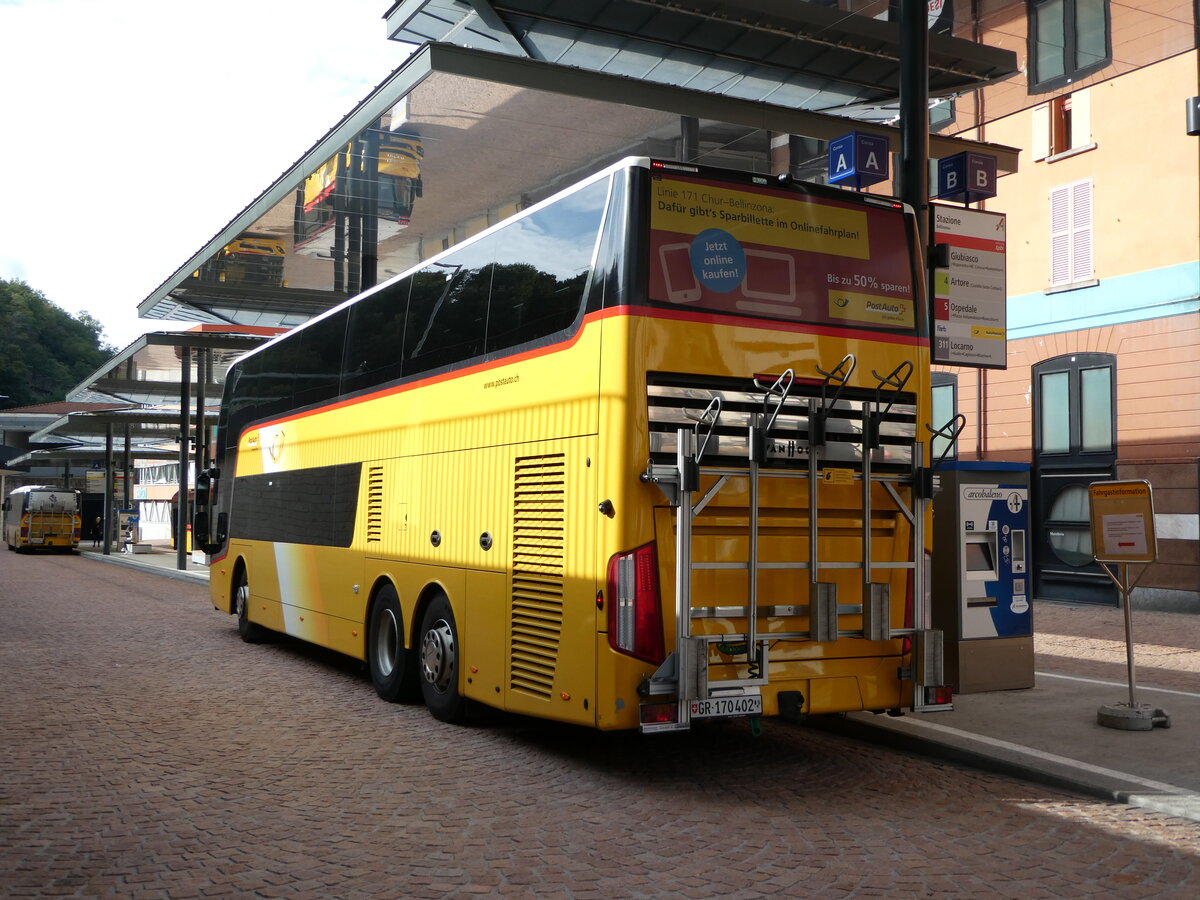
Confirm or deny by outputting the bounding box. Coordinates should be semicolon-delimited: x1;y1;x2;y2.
195;157;949;732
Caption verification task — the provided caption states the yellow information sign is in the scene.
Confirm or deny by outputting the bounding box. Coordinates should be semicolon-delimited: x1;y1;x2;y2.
651;178;871;259
827;290;914;329
822;468;855;485
970;326;1006;340
1088;480;1158;564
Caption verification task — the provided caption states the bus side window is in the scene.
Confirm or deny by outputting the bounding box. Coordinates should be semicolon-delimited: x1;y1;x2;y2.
403;256;492;377
252;340;299;423
344;277;412;395
485;178;607;355
225;354;260;441
292;308;349;409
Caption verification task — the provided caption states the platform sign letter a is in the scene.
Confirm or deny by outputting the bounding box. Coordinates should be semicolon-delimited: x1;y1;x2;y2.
828;131;889;189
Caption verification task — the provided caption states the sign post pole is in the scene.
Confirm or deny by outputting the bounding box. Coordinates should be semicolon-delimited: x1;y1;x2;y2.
1087;481;1170;730
1119;561;1137;708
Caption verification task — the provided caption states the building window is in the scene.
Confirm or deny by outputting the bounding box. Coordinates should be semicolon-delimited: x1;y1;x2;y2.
1040;370;1071;453
1028;0;1110;92
1080;365;1113;452
1034;354;1116;458
1049;179;1094;289
1032;89;1093;160
930;97;957;132
931;372;959;461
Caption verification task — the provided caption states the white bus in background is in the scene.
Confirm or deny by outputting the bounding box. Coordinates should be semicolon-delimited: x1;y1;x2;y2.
3;486;82;551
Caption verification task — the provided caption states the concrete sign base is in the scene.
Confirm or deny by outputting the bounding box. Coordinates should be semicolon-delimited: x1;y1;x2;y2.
1097;702;1171;731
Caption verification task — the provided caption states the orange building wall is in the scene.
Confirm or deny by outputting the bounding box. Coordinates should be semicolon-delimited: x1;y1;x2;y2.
976;53;1200;295
956;0;1195;125
938;314;1200;463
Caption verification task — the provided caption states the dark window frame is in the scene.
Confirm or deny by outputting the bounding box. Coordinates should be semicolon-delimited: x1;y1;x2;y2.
1031;352;1116;459
1027;0;1112;93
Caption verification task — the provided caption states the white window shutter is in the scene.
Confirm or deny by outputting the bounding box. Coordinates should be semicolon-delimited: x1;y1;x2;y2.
1049;185;1071;286
1071;179;1093;282
1033;103;1051;161
1049;180;1094;288
1070;89;1091;148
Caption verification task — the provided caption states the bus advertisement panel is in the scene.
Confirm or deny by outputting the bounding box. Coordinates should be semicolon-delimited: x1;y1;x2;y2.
195;157;946;734
649;169;916;331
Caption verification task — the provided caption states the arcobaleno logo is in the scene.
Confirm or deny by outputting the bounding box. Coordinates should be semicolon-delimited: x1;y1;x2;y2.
964;488;1005;500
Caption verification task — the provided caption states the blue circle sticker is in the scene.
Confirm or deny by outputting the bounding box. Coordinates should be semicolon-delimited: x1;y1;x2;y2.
690;229;745;294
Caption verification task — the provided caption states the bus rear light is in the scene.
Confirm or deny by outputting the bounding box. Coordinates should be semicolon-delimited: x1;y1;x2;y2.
639;701;679;726
930;686;954;706
607;543;665;664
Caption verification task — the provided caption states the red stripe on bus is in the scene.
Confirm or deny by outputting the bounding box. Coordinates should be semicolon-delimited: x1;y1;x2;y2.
600;305;927;346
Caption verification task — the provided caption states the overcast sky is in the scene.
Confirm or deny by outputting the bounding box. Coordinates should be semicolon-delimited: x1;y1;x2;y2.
0;0;411;349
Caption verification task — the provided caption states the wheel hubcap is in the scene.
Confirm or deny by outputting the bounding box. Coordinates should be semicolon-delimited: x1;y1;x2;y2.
421;619;455;692
375;608;400;677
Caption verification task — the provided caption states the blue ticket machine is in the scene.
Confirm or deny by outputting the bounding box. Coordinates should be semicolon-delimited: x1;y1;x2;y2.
932;462;1034;692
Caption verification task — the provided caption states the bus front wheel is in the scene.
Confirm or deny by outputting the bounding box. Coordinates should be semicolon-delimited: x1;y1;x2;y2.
235;567;268;643
368;584;418;702
418;593;466;723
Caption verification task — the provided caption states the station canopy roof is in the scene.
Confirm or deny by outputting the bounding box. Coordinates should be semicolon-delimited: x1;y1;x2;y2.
9;445;183;468
28;408;217;450
14;329;273;469
65;329;275;407
138;16;1017;331
384;0;1018;115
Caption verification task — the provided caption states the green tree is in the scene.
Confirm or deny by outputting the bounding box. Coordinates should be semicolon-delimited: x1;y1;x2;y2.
0;279;116;409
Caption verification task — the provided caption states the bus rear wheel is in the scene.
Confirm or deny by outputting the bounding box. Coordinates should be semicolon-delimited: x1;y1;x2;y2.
418;593;466;723
235;567;268;643
368;584;418;702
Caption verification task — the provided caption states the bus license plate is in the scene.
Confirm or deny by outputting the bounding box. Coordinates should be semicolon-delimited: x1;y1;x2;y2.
689;695;762;719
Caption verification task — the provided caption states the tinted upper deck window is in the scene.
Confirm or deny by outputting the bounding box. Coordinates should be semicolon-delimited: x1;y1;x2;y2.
484;178;608;355
343;277;412;394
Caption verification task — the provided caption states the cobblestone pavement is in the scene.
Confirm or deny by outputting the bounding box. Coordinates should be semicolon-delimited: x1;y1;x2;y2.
3;551;1199;898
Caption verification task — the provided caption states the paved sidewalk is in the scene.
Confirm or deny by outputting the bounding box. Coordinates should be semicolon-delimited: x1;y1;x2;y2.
77;540;210;583
77;545;1200;820
824;601;1200;822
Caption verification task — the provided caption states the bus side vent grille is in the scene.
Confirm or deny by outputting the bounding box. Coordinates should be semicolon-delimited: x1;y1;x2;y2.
366;466;384;543
510;453;566;699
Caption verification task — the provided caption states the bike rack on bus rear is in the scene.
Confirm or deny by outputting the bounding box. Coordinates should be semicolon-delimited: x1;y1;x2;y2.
639;354;948;732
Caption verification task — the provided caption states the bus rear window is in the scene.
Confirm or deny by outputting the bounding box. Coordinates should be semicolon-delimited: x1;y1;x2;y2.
647;172;918;333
